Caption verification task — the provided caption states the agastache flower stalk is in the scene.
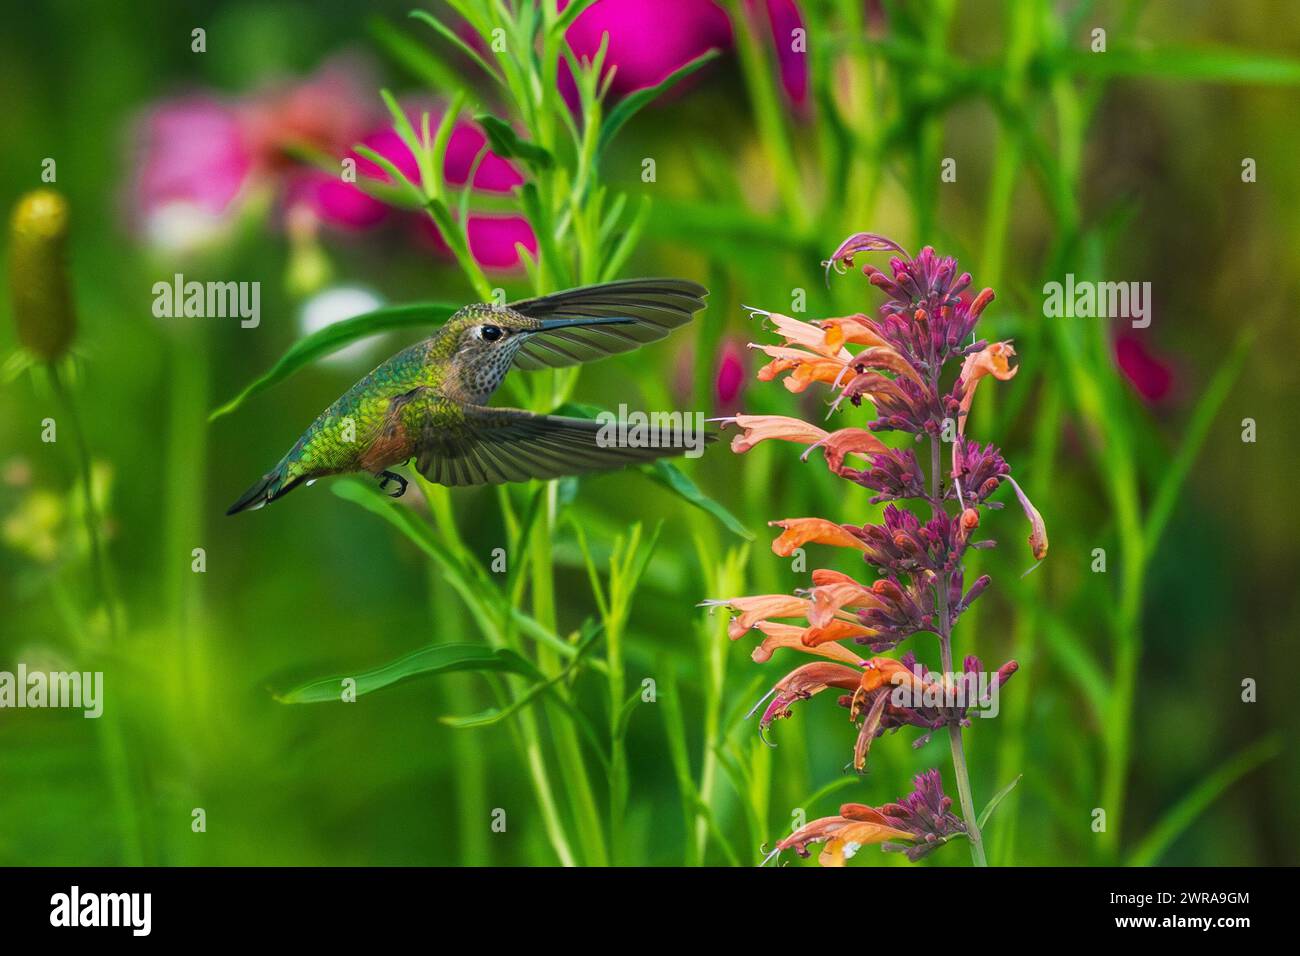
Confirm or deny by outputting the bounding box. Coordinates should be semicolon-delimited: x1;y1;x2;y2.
710;233;1046;866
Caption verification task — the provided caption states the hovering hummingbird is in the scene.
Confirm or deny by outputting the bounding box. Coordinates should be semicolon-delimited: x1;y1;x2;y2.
226;279;709;515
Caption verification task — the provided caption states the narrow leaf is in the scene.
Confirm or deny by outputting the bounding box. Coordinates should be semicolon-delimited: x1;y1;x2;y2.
475;113;554;169
209;303;455;420
1062;45;1300;85
276;643;540;704
977;773;1024;830
408;9;504;88
553;0;598;34
640;459;755;541
1127;736;1282;866
599;48;722;154
1144;329;1253;558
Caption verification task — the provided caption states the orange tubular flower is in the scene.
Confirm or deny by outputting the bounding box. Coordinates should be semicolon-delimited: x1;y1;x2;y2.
748;622;865;665
818;314;894;352
723;415;888;477
802;619;878;648
1006;475;1049;561
774;811;915;867
713;235;1044;867
806;579;883;628
767;770;967;866
724;414;828;454
803;427;888;473
750;343;850;393
956;340;1019;435
768;518;868;556
698;594;812;638
760;311;853;359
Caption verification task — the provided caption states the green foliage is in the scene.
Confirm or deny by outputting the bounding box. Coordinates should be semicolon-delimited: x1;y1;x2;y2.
208;303;457;420
277;643;541;703
3;0;1294;869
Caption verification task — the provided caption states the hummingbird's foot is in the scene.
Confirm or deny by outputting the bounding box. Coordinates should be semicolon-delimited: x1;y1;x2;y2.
377;470;408;499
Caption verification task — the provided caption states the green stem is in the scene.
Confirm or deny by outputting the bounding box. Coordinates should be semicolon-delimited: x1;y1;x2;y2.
728;0;807;230
427;567;490;864
47;363;145;866
930;434;986;866
49;365;110;619
163;328;210;722
422;479;575;866
528;486;609;866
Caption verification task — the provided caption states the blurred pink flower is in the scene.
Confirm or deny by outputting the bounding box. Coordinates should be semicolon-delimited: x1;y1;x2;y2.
313;114;537;272
748;0;809;110
444;125;526;193
561;0;732;102
1115;332;1174;404
129;58;534;271
131;96;255;250
240;56;378;172
130;58;378;253
716;338;749;408
559;0;807;112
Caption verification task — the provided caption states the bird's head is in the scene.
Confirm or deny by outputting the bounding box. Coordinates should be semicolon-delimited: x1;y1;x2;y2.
440;304;635;403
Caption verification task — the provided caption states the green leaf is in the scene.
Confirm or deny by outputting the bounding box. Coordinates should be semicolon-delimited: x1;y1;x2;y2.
442;622;607;753
977;773;1024;830
1061;45;1300;85
208;303;456;420
598;48;722;154
599;194;651;283
553;0;598;34
276;643;541;704
367;15;471;100
612;688;644;743
795;775;862;814
519;182;570;288
379;88;420;156
640;459;755;540
1127;735;1282;867
354;144;422;205
1144;329;1253;559
475;114;554;169
408;9;504;88
1035;613;1109;718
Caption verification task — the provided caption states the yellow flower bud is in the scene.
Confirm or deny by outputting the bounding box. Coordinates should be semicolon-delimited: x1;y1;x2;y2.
8;189;76;362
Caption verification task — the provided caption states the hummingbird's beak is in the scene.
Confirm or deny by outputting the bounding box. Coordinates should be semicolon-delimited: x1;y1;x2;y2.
533;316;637;332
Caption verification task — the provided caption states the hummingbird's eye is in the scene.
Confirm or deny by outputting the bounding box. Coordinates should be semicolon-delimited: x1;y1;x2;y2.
479;324;504;343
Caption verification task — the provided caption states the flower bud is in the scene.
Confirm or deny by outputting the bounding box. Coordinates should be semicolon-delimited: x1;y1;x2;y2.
8;190;76;362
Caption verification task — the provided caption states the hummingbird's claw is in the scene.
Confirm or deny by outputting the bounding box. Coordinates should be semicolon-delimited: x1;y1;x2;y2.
377;470;408;498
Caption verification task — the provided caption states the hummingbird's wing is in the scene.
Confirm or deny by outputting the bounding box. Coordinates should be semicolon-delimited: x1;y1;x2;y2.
412;404;712;486
508;278;707;370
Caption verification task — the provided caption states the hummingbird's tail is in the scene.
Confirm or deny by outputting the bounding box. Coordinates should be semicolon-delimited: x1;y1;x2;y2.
225;459;308;515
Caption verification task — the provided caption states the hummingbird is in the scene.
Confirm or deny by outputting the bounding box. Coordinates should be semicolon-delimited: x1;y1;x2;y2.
226;278;710;515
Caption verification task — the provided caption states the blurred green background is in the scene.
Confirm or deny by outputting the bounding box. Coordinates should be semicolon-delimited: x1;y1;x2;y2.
1;0;1297;866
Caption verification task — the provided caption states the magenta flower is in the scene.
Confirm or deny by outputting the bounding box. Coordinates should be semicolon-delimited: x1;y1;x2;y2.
129;58;377;253
562;0;732;102
715;338;749;408
559;1;807;111
129;58;536;271
130;96;255;251
306;113;536;272
713;234;1043;866
747;0;809;110
1115;332;1174;403
415;213;538;273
